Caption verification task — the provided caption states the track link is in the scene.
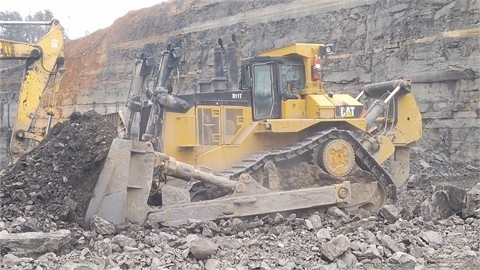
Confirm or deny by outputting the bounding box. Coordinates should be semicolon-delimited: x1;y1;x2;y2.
219;129;397;201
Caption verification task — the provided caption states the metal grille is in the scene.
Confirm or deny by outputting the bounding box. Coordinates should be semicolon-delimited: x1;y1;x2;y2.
198;108;220;145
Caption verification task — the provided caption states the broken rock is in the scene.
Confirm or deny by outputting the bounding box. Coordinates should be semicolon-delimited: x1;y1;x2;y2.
363;244;382;259
306;214;322;230
381;234;401;253
379;205;400;224
190;237;218;260
386;252;417;269
112;234;136;248
320;234;350;261
0;229;71;255
326;207;351;224
90;215;116;235
339;251;358;268
421;185;469;220
205;258;221;270
2;254;22;267
420;230;443;246
93;239;113;256
316;228;332;241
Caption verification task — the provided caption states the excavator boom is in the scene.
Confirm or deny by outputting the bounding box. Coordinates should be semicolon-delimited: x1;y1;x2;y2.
1;19;65;162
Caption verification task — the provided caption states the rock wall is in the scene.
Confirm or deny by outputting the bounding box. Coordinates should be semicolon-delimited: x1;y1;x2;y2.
1;0;478;169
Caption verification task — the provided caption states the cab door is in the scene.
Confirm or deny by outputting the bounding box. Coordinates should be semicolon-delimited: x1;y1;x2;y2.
251;63;281;120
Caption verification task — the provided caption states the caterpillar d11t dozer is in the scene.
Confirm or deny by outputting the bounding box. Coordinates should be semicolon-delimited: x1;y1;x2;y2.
86;42;422;226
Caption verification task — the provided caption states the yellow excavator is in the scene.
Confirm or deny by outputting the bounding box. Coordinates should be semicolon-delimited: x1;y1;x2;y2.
86;41;422;226
0;19;65;162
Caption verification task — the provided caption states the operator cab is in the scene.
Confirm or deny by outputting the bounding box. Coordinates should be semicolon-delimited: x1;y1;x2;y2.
240;56;305;121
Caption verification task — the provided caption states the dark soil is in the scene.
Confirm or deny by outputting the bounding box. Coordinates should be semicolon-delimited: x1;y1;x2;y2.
0;110;117;230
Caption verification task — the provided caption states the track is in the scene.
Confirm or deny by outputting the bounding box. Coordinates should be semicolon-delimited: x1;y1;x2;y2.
219;129;397;201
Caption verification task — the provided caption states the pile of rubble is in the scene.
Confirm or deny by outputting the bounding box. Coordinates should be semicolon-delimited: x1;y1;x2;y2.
0;111;118;231
1;111;479;269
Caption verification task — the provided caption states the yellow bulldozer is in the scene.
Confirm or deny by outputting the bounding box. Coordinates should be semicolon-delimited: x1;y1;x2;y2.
85;41;422;226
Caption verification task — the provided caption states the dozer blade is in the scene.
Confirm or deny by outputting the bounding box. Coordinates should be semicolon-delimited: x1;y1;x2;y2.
85;139;155;224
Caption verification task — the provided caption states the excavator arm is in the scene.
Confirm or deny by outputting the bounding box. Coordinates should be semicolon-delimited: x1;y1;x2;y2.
0;20;65;162
0;40;42;59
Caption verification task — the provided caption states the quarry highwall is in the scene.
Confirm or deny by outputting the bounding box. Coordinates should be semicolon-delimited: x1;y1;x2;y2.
0;0;479;169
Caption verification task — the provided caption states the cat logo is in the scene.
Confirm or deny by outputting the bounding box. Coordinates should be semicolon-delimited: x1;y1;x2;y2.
336;106;357;118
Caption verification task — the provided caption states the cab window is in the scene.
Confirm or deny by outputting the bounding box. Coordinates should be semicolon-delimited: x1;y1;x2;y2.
280;64;305;94
240;64;251;89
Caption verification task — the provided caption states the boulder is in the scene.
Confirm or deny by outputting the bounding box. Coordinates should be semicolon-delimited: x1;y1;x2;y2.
320;234;351;261
0;229;71;255
379;205;400;224
190;237;218;260
387;252;417;269
112;234;137;248
90;215;116;235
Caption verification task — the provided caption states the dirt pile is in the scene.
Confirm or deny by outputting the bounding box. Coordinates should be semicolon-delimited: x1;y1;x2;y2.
0;111;117;231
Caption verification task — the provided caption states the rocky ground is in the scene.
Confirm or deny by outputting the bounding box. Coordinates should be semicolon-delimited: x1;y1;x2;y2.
1;111;479;270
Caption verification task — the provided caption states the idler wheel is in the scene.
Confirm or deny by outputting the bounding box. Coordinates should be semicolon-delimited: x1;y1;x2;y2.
317;139;355;177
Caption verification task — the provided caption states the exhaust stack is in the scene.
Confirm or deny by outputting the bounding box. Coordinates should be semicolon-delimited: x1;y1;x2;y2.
212;45;227;91
226;42;238;89
213;46;223;77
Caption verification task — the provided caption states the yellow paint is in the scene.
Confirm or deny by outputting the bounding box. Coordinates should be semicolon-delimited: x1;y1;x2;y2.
281;99;306;119
321;139;355;177
0;40;39;58
263;118;366;133
326;94;363;107
6;21;65;161
162;95;369;173
391;93;423;145
163;109;196;165
371;135;395;164
306;95;335;119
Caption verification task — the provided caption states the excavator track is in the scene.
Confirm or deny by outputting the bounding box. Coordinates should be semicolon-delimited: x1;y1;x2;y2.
219;129;397;201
